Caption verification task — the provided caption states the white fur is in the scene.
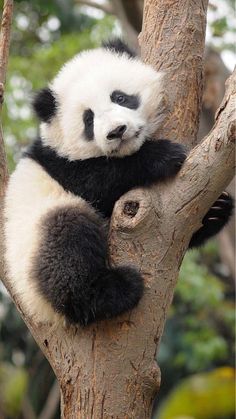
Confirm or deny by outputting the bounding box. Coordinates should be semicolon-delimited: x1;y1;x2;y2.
41;48;164;159
4;159;98;323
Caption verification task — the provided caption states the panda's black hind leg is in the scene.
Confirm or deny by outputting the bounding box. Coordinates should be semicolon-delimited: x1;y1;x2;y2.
87;265;144;325
189;192;233;248
32;206;143;326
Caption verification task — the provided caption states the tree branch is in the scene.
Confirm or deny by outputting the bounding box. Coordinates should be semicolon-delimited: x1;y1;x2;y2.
158;69;235;244
39;380;60;419
0;0;13;285
119;0;143;33
0;0;13;194
112;0;140;49
0;0;13;87
76;0;142;51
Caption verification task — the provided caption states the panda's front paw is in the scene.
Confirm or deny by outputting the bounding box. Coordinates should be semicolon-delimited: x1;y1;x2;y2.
189;192;234;248
164;142;187;177
142;140;187;182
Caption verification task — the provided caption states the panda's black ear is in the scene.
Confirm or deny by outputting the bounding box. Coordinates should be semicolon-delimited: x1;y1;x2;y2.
32;88;57;122
102;38;136;58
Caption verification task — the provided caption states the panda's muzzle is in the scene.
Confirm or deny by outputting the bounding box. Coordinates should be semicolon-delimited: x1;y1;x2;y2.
107;125;127;140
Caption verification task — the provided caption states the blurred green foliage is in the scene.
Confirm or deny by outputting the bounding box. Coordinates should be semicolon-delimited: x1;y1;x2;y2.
212;17;228;37
157;367;235;419
3;0;116;171
0;0;235;418
208;0;235;57
156;246;235;418
0;363;28;416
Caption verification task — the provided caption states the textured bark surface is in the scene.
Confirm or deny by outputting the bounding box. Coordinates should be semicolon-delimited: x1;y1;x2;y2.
140;0;208;147
0;0;13;193
0;1;235;418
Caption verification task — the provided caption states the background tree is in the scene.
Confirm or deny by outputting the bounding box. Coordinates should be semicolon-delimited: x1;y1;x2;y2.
0;0;235;418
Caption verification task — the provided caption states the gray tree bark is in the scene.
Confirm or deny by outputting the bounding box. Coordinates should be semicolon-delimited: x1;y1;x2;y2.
0;0;235;418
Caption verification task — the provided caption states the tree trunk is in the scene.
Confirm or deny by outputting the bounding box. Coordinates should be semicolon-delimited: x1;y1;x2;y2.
0;1;235;418
141;0;208;147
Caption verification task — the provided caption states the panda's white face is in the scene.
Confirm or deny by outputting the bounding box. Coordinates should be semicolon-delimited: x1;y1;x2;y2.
39;48;164;160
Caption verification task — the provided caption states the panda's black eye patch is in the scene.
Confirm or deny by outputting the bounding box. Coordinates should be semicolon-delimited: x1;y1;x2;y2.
110;90;140;110
83;109;94;141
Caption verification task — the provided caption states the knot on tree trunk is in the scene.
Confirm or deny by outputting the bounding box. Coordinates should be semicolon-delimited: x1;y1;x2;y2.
111;189;153;231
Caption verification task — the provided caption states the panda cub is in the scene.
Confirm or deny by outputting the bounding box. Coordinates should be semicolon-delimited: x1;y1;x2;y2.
4;40;233;326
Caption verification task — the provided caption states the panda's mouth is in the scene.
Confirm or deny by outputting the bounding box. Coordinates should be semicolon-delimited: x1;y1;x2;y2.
115;126;143;143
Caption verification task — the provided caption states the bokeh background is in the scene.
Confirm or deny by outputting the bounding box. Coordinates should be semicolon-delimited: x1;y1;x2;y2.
0;1;235;418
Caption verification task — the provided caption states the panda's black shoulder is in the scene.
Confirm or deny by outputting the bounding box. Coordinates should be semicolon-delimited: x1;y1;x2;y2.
102;38;136;58
23;138;64;175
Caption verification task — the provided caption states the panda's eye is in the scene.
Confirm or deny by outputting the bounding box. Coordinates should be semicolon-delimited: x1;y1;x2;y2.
86;114;93;125
83;109;94;125
116;94;126;104
83;109;94;141
110;90;140;110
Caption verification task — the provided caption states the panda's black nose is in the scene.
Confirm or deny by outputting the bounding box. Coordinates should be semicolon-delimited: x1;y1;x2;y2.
107;125;127;140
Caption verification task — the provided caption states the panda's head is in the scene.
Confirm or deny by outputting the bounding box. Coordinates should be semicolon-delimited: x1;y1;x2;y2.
33;40;164;160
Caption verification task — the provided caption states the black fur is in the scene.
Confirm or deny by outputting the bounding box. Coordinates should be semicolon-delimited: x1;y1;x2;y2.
33;88;57;122
189;192;234;248
83;109;94;140
32;207;143;325
111;90;140;110
24;138;187;217
103;38;136;58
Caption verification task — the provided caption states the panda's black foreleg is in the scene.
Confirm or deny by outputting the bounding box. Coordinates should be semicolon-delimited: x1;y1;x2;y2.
32;206;143;325
188;192;233;248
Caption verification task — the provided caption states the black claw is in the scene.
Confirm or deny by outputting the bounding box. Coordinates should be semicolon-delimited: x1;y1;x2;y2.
215;198;228;204
189;192;234;248
221;191;229;197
